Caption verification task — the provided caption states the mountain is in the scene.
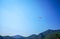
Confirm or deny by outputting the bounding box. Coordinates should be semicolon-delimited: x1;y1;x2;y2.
0;36;3;39
3;36;14;39
12;35;24;39
38;29;60;39
26;34;38;39
12;35;23;38
0;29;60;39
26;29;60;39
39;29;60;36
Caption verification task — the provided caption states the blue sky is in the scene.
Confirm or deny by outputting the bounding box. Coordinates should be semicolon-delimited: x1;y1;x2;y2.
0;0;60;36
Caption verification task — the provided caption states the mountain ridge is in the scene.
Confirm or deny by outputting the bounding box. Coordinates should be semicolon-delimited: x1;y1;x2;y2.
0;29;60;39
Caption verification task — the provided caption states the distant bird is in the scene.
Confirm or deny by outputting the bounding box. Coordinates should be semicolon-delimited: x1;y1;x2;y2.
38;17;42;19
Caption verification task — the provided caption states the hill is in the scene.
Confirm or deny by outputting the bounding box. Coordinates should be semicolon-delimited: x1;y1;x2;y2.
0;29;60;39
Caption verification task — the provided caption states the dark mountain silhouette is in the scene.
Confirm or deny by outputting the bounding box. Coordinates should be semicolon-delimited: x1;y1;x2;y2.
0;36;3;39
26;34;38;39
3;36;15;39
12;35;24;39
38;29;60;39
0;29;60;39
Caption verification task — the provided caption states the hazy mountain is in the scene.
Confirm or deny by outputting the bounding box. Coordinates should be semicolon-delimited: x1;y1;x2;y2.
12;35;23;38
26;34;38;39
39;29;60;36
0;29;60;39
12;35;25;39
3;36;14;39
0;36;3;39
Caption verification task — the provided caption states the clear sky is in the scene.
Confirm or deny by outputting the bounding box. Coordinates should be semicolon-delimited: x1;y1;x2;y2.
0;0;60;36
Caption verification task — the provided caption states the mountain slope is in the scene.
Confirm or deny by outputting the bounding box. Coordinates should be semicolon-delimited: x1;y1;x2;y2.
0;29;60;39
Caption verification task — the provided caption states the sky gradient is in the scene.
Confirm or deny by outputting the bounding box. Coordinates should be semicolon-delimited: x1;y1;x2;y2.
0;0;60;36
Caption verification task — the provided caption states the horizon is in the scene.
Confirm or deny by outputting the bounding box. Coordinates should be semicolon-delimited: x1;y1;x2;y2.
0;29;60;37
0;0;60;36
